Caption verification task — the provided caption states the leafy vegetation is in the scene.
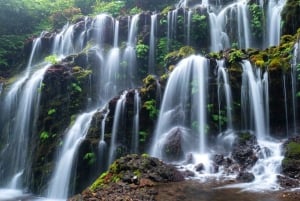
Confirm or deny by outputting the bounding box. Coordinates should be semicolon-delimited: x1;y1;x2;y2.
83;152;96;166
143;99;159;119
40;131;49;141
248;3;264;41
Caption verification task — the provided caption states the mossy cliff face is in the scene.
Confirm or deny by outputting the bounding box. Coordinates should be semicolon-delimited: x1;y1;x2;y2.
30;56;92;193
282;0;300;36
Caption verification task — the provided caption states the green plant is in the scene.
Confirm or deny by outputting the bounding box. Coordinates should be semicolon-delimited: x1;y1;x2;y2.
93;0;125;17
129;6;142;15
83;152;96;166
37;82;46;92
191;13;208;43
47;108;56;115
143;99;159;119
71;82;82;92
228;49;246;63
136;42;149;59
139;131;148;142
212;112;227;126
45;54;59;65
40;131;49;141
248;3;264;40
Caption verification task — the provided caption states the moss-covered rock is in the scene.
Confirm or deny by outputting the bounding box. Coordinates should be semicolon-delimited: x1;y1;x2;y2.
282;136;300;179
164;46;195;68
90;154;184;191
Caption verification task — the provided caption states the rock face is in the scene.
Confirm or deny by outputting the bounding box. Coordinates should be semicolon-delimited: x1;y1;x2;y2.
69;154;184;201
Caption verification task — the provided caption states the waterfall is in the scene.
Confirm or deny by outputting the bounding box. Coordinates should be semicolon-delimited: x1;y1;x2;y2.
236;1;252;49
47;110;96;199
151;55;208;159
148;14;157;74
131;90;141;153
98;106;110;169
291;41;299;134
217;60;233;131
266;0;287;47
102;48;120;101
0;64;50;189
241;60;268;139
0;32;49;189
283;74;289;136
187;10;192;45
0;82;2;95
108;91;128;165
93;14;110;45
123;14;139;88
167;10;178;50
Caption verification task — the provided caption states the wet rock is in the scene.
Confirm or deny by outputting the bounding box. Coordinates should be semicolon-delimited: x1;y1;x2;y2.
185;153;194;164
278;175;300;188
195;163;205;172
282;136;300;179
213;154;224;165
182;170;195;177
162;127;185;162
232;132;259;169
236;172;255;182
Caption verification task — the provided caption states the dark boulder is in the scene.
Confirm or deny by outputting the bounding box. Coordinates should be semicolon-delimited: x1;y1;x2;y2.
232;132;259;169
236;171;255;182
162;127;186;162
278;175;300;188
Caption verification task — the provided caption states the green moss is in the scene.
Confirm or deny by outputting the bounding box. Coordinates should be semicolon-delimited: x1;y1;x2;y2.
164;46;195;68
228;49;247;64
72;66;92;80
143;74;156;86
286;142;300;158
90;171;109;190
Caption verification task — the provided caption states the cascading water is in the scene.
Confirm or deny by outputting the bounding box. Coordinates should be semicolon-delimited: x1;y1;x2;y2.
290;41;300;134
209;1;252;51
46;110;96;199
150;55;209;160
241;60;268;139
217;60;233;131
167;10;178;50
123;14;139;88
0;32;48;194
108;91;128;165
266;0;287;47
98;106;110;170
131;90;141;153
148;14;157;74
